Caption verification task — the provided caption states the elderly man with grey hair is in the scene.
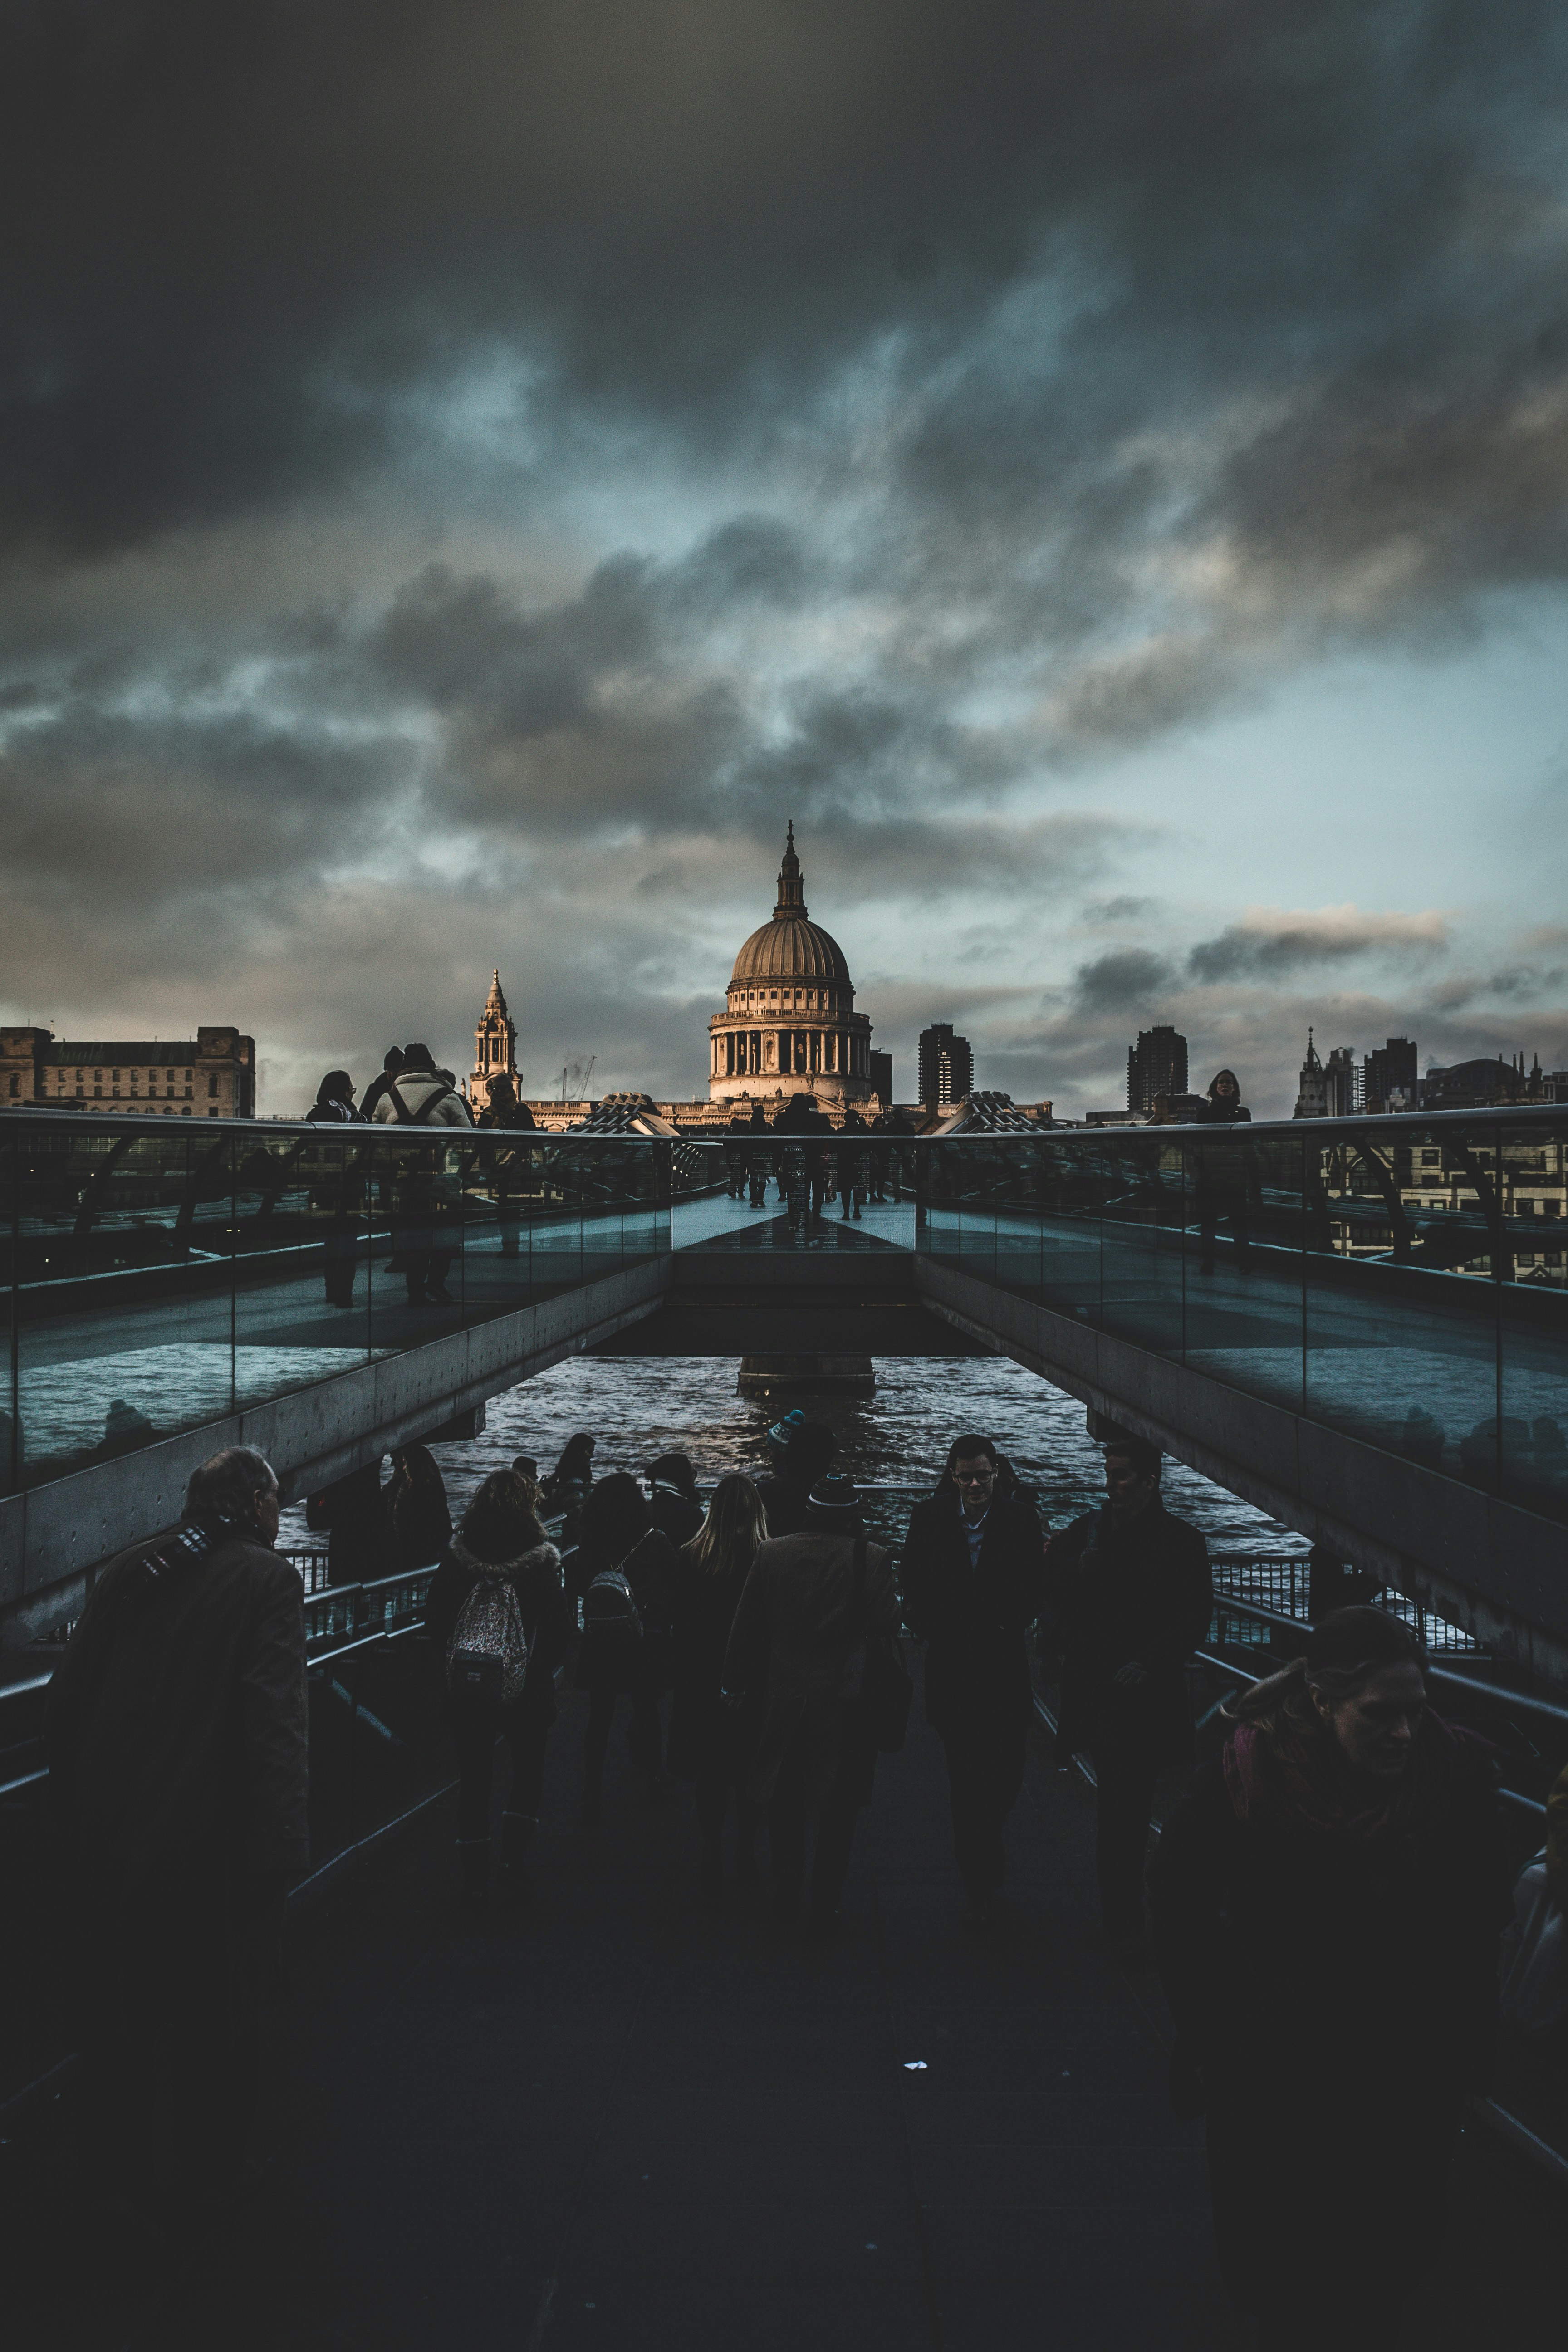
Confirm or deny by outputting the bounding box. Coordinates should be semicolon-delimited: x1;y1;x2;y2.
46;1445;309;2210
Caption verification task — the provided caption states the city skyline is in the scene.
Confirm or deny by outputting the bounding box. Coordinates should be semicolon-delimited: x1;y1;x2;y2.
3;9;1568;1121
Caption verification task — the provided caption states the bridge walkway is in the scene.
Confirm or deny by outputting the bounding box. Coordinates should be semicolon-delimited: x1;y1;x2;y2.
20;1669;1560;2351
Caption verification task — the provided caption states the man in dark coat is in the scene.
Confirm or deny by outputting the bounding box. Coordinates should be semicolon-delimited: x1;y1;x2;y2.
1045;1432;1210;1944
902;1433;1048;1921
44;1445;308;2205
723;1475;901;1933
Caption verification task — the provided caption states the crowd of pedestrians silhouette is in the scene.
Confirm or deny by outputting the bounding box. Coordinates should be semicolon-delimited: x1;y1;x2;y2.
43;1406;1534;2346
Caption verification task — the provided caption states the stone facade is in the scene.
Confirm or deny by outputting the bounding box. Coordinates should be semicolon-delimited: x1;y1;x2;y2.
708;826;876;1109
1;1025;255;1115
466;970;518;1119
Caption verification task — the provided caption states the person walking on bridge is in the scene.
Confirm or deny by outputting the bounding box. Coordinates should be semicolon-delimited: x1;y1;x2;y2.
44;1446;307;2210
1192;1068;1253;1275
425;1470;569;1907
902;1434;1048;1925
722;1474;901;1935
1044;1433;1210;1949
1152;1608;1509;2344
369;1040;474;1304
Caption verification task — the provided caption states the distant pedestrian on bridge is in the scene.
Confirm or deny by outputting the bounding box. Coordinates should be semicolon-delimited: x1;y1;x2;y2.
1044;1434;1210;1949
425;1470;569;1907
479;1073;537;1259
723;1474;902;1935
902;1434;1048;1925
1192;1068;1253;1274
44;1445;307;2210
306;1068;357;1122
369;1041;474;1303
668;1474;768;1904
358;1044;405;1122
1152;1607;1509;2342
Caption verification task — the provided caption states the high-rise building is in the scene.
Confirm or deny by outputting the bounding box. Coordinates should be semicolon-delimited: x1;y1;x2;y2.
1126;1024;1188;1115
868;1049;893;1104
1364;1037;1417;1114
1;1024;255;1115
918;1023;973;1107
1323;1047;1361;1118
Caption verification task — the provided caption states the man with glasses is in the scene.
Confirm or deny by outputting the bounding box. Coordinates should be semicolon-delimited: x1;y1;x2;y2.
902;1435;1048;1925
1045;1433;1210;1955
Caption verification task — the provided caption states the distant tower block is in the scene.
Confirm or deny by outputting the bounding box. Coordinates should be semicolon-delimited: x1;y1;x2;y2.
469;970;518;1117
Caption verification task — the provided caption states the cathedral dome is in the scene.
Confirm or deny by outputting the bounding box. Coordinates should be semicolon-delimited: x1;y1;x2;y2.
727;824;852;987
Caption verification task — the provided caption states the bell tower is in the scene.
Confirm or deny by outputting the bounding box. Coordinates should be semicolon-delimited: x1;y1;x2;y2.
469;970;518;1117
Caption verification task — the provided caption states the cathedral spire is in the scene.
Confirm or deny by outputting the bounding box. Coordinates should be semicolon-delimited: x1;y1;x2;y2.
774;820;807;919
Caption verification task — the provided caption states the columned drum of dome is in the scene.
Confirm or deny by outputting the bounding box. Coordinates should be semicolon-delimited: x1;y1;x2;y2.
708;825;877;1109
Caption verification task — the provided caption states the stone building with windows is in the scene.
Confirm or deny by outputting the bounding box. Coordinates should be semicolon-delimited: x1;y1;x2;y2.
708;826;877;1110
466;970;519;1120
0;1025;255;1115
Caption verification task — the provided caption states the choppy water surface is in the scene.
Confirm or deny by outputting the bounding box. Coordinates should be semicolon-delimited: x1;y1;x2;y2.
282;1356;1301;1557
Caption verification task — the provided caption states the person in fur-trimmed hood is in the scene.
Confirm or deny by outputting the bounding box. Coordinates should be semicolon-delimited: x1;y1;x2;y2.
424;1470;571;1906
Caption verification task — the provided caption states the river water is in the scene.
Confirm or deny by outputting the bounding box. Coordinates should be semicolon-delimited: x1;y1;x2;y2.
281;1355;1303;1557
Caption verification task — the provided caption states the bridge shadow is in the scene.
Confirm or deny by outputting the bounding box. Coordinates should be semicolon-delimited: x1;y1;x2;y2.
11;1667;1563;2349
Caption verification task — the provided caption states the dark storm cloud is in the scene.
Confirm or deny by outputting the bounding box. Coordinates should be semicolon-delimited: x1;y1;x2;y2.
1186;906;1449;982
6;3;1566;673
1071;948;1178;1013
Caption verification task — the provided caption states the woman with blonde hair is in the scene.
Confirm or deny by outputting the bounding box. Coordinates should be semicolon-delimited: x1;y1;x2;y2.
668;1474;768;1904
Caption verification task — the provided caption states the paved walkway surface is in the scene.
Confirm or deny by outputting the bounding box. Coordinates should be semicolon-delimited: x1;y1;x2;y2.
21;1671;1564;2351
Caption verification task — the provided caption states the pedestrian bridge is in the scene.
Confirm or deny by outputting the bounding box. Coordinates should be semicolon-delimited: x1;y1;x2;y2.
3;1107;1566;1679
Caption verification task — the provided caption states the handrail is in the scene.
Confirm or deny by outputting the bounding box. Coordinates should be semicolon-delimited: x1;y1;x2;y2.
1209;1590;1568;1725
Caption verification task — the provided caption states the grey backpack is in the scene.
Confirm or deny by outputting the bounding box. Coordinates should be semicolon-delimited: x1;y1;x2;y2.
446;1570;531;1706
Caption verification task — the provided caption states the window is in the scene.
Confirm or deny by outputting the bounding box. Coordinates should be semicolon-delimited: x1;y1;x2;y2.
185;1069;192;1080
208;1075;218;1095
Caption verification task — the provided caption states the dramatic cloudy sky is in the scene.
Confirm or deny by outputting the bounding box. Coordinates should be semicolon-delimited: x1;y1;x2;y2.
4;2;1568;1117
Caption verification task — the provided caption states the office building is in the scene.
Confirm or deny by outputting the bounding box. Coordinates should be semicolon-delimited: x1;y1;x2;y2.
1127;1024;1187;1115
918;1023;973;1108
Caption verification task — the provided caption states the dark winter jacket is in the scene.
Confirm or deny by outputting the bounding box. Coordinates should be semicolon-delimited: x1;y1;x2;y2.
901;1485;1048;1734
666;1550;755;1780
647;1488;704;1549
1191;1093;1252;1199
390;1482;452;1575
1151;1723;1508;2108
568;1527;681;1695
424;1538;570;1724
1045;1500;1210;1761
306;1462;390;1588
752;1470;813;1539
724;1529;900;1809
44;1524;309;1884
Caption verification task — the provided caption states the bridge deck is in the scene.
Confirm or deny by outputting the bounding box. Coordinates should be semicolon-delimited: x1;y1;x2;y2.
20;1672;1560;2350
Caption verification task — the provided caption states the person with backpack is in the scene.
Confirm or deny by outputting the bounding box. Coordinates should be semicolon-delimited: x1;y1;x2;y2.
44;1446;307;2208
902;1432;1049;1925
369;1040;474;1304
722;1474;902;1936
424;1470;569;1907
667;1474;769;1905
569;1471;680;1824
